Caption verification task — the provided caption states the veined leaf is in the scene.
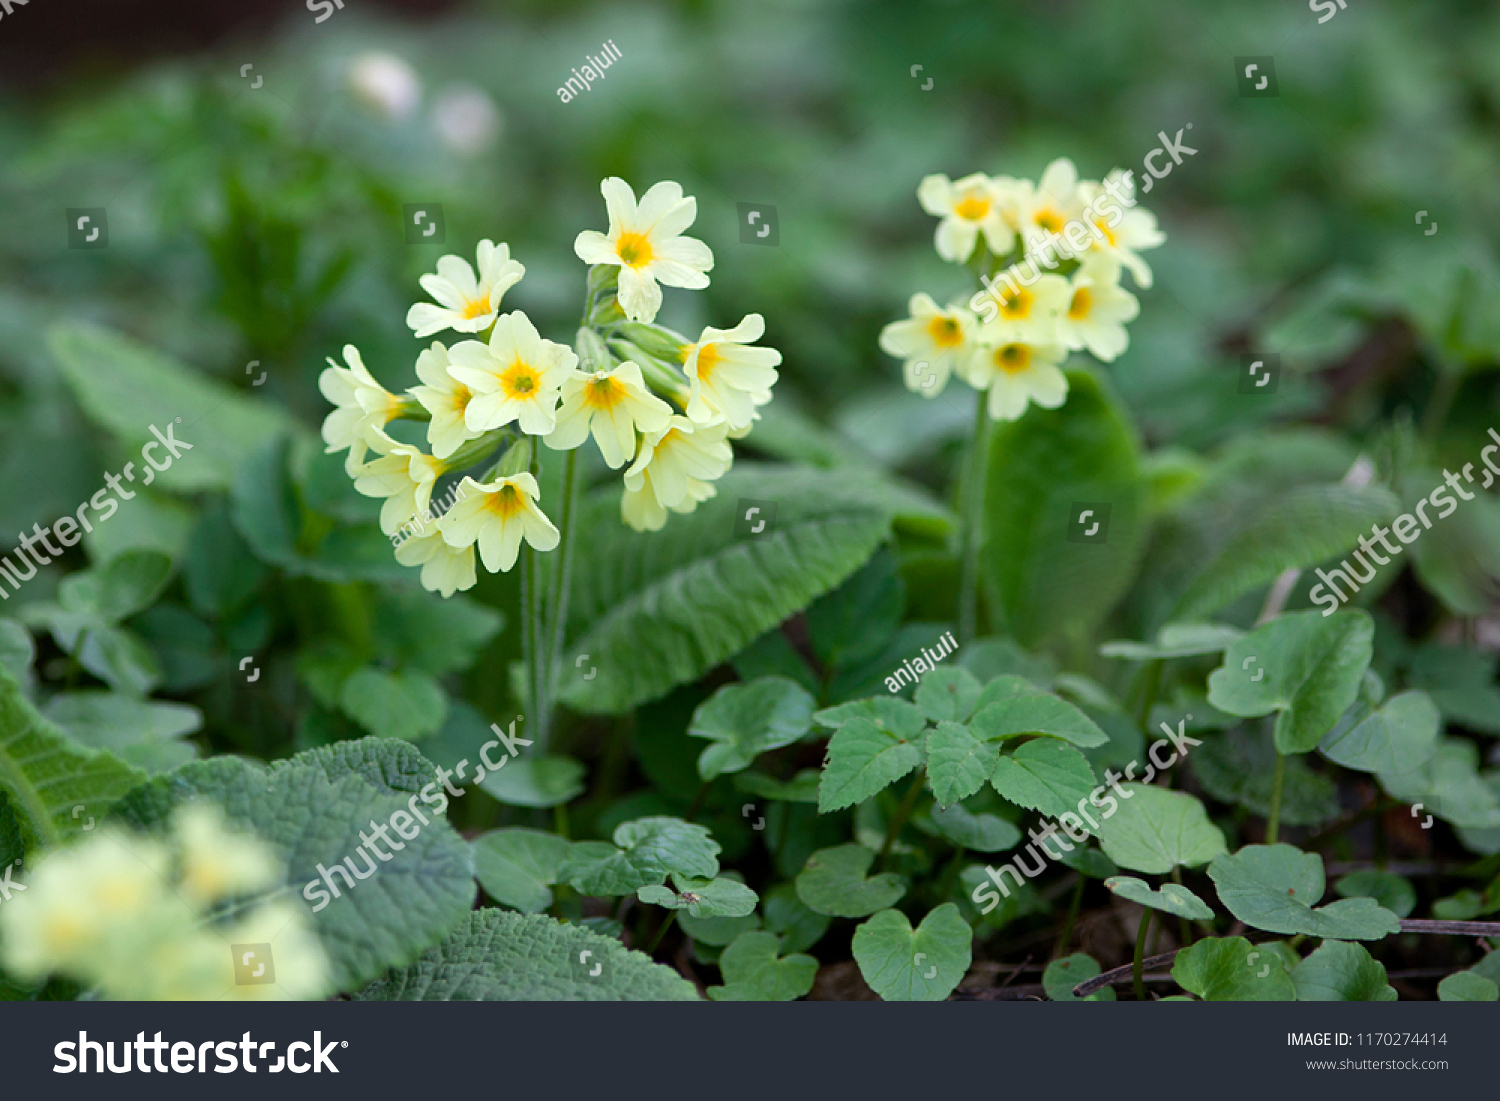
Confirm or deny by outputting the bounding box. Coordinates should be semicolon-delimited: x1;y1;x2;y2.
968;692;1109;748
1172;937;1296;1001
796;843;905;917
471;828;571;913
689;676;815;781
707;930;817;1001
637;874;758;917
1319;690;1440;775
926;722;1000;807
989;739;1096;820
1207;844;1400;940
1291;940;1397;1001
818;718;923;813
1096;785;1227;874
851;903;971;1002
1105;875;1214;920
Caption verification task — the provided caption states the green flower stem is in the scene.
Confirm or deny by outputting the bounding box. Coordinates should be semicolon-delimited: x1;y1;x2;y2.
524;447;550;754
1056;873;1085;957
1132;909;1153;1001
1169;866;1194;947
1266;750;1286;844
546;446;580;711
877;770;927;871
957;388;989;644
646;909;677;955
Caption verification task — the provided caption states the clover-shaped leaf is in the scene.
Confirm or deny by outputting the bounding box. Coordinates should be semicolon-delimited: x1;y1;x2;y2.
1096;785;1226;874
707;931;817;1001
1043;952;1115;1001
638;874;757;918
1290;940;1397;1001
559;816;720;896
989;738;1097;820
1207;609;1374;754
926;721;999;806
795;843;905;917
915;666;982;723
818;717;923;812
689;676;816;781
1319;689;1440;774
1105;875;1214;920
851;903;970;1001
1172;936;1296;1001
1207;844;1400;940
969;692;1109;748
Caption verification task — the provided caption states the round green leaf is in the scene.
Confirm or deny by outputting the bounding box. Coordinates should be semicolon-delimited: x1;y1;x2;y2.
340;668;447;742
1334;869;1417;919
1437;971;1499;1001
1096;785;1227;874
851;903;971;1001
1207;844;1401;940
1320;690;1440;774
478;756;586;808
1291;940;1397;1001
925;802;1022;852
795;843;905;918
688;676;816;781
1043;952;1115;1001
708;930;817;1001
638;874;758;918
471;828;571;913
1172;936;1297;1001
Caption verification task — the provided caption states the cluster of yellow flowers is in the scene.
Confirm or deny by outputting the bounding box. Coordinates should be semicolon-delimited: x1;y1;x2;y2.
879;158;1163;420
0;806;328;1000
321;178;782;598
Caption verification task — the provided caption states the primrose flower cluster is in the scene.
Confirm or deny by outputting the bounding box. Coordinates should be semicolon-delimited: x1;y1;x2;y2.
0;805;328;1000
879;159;1164;421
320;178;781;598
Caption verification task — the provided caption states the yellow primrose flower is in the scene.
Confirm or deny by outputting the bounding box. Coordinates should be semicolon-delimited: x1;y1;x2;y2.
354;428;447;536
175;804;279;906
916;172;1017;263
394;527;477;596
448;311;576;435
408;341;478;459
878;293;979;398
1056;255;1139;362
971;271;1070;354
545;360;673;469
964;339;1070;422
318;344;403;473
1078;170;1165;287
406;239;525;338
573;178;714;323
1015;158;1086;258
681;314;782;429
439;474;559;573
218;899;330;1001
621;416;732;532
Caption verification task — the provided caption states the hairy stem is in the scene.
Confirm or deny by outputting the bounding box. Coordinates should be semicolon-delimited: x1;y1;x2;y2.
957;390;989;644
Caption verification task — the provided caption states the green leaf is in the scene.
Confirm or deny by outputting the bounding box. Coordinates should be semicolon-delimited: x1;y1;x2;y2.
796;843;905;917
1334;870;1417;919
59;550;174;624
369;588;503;677
1043;953;1115;1001
478;757;586;809
41;691;200;774
969;692;1109;748
678;910;760;948
818;717;923;812
1378;739;1500;830
688;676;816;781
733;769;820;803
813;697;926;738
559;817;720;896
1105;875;1214;920
1319;690;1440;774
1100;623;1245;661
0;619;33;683
0;662;146;849
1437;971;1499;1002
763;883;831;953
1193;727;1340;827
638;874;758;918
1291;940;1398;1001
805;548;904;671
471;828;571;913
924;802;1022;852
851;903;971;1002
339;668;447;742
353;909;698;1000
560;465;899;715
48;322;304;493
1207;844;1401;940
707;930;817;1001
1172;937;1297;1001
1096;785;1228;874
1207;610;1374;754
982;370;1147;647
915;667;983;723
926;722;1000;807
1173;483;1399;621
989;739;1097;820
115;737;476;991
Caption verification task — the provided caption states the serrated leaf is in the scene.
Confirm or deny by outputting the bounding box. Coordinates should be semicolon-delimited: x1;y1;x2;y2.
969;692;1108;748
1172;937;1297;1001
340;668;447;742
812;697;926;738
1207;844;1400;940
926;722;1000;806
924;802;1021;852
1291;940;1398;1001
1096;785;1227;874
560;465;900;715
796;843;905;917
818;718;923;812
353;909;698;1000
1320;690;1440;774
1334;870;1417;919
1437;971;1499;1001
1173;483;1399;620
1105;875;1214;920
1100;623;1245;661
1043;953;1115;1001
115;737;475;991
708;930;817;1001
638;874;758;918
471;828;571;913
915;667;983;723
0;662;146;850
559;817;720;896
851;903;971;1002
688;676;815;781
989;739;1097;820
1207;610;1374;754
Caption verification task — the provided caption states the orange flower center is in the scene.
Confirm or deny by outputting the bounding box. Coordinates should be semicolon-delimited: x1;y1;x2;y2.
1000;289;1033;320
693;343;722;379
499;361;539;399
995;344;1031;374
583;373;624;410
1033;208;1065;233
616;230;653;268
954;195;990;221
925;316;964;348
460;298;490;320
1092;218;1118;247
1068;287;1093;320
485;482;527;520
